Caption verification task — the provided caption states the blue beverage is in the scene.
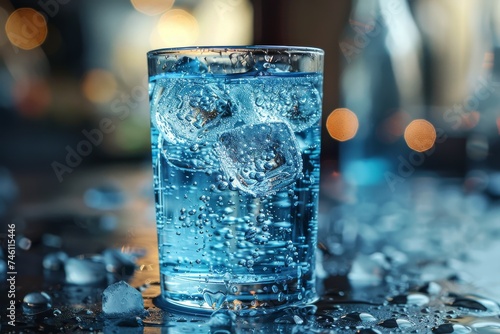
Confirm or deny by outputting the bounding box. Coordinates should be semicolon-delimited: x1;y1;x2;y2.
148;47;323;314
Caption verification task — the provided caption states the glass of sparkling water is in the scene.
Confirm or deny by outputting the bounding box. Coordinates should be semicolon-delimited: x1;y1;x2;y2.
147;46;324;315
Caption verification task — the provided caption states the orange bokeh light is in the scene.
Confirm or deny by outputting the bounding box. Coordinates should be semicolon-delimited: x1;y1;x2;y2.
5;8;47;50
81;69;117;104
326;108;359;142
157;9;198;47
130;0;175;16
404;119;436;152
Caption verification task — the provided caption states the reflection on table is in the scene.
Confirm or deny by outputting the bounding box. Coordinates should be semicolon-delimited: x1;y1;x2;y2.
1;164;500;333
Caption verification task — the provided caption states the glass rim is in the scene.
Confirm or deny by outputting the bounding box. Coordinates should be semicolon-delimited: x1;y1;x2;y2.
147;45;324;57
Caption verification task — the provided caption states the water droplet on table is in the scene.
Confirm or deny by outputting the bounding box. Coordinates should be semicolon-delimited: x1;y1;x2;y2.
22;291;52;315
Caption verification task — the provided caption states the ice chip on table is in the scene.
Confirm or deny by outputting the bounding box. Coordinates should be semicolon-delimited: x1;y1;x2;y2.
254;77;322;132
43;251;68;271
65;256;107;285
348;252;390;286
159;137;219;172
102;249;136;275
84;184;125;210
172;56;208;74
101;281;144;318
215;122;303;197
155;81;238;144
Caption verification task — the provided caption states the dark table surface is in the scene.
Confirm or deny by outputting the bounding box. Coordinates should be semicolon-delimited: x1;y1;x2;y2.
1;164;500;333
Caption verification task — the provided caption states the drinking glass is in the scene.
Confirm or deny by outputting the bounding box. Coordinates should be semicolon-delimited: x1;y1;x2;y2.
147;45;324;314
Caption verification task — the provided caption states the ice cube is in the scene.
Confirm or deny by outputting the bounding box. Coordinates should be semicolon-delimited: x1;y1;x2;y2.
253;77;322;132
172;56;208;74
154;81;238;144
101;281;144;318
253;61;292;74
65;256;107;285
215;122;303;197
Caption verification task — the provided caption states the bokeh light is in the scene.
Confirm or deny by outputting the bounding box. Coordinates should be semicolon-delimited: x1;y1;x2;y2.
193;0;253;45
155;9;198;47
12;78;51;118
326;108;359;142
404;119;436;152
5;8;47;50
497;117;500;135
130;0;175;16
460;110;480;129
110;10;157;87
82;69;117;104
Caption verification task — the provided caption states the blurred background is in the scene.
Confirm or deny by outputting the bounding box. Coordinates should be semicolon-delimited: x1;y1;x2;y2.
1;0;500;296
1;0;500;192
0;0;353;218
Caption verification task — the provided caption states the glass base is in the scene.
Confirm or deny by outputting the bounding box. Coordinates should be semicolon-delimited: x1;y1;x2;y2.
156;274;318;316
